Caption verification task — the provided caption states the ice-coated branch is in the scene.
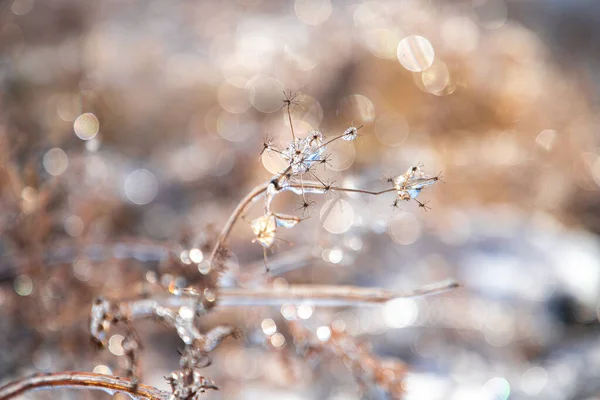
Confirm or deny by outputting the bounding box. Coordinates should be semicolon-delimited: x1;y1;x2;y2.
206;181;271;268
218;280;459;306
288;182;397;196
95;280;459;313
207;179;399;273
0;372;169;400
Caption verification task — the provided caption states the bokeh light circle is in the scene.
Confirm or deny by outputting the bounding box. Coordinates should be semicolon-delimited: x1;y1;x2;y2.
320;199;354;234
397;35;435;72
73;113;99;140
389;212;421;245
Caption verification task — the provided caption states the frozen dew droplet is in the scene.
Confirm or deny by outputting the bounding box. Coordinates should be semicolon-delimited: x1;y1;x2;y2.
273;213;301;228
397;35;435;72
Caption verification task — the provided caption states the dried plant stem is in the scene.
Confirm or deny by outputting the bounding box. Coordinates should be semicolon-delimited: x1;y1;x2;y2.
0;372;168;400
316;133;349;151
207;181;270;266
207;178;396;268
99;280;458;314
291;183;397;196
218;280;459;306
286;105;296;141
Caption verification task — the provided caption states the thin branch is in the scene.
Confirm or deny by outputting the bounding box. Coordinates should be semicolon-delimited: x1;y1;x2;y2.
206;179;395;269
315;132;348;151
292;183;397;196
0;372;169;400
207;181;270;266
286;104;296;141
100;280;459;309
218;280;459;306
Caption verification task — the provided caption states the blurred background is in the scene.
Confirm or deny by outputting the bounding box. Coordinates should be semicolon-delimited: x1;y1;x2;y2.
2;0;600;399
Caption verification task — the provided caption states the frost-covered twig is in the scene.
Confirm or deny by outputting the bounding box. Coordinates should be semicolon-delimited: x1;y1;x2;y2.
218;280;459;306
206;181;398;272
206;181;271;271
0;372;169;400
92;280;458;317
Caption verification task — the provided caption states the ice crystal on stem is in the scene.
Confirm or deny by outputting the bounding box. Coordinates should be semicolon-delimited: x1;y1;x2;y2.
342;125;361;141
391;164;440;204
251;213;277;248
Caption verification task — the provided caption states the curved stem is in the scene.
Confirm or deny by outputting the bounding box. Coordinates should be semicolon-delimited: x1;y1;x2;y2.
207;180;395;268
207;181;271;266
0;372;169;400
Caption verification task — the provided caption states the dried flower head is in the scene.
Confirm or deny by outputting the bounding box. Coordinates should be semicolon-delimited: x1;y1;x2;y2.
281;135;326;176
391;164;439;204
342;125;362;141
251;212;301;248
251;213;277;248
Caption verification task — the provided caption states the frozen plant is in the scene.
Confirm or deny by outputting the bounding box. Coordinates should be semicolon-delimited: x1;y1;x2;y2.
0;92;456;400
